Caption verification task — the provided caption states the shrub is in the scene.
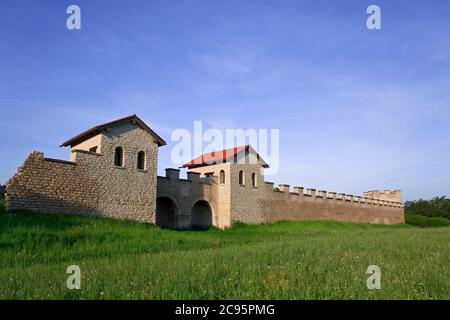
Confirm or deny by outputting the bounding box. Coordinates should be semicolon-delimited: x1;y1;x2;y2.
0;184;5;208
405;196;450;219
405;213;450;228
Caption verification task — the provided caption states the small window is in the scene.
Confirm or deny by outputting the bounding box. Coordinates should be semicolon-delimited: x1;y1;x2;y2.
89;146;98;153
219;170;225;184
238;170;244;185
233;153;238;164
114;147;123;167
137;151;145;170
251;172;257;187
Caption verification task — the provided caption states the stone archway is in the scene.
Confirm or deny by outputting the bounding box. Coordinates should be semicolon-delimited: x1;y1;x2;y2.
191;200;213;229
156;197;178;229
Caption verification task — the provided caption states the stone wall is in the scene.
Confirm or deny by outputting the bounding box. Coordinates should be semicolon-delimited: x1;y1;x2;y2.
6;151;101;215
6;119;404;228
156;169;218;228
258;185;404;225
229;163;266;224
181;162;404;227
6;123;159;223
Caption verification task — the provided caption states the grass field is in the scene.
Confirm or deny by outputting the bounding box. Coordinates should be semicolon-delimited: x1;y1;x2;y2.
0;205;449;300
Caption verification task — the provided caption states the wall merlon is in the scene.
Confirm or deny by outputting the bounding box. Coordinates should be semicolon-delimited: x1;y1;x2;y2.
165;168;180;180
279;184;290;193
317;190;326;198
293;187;304;195
187;171;201;183
199;176;213;184
307;188;316;198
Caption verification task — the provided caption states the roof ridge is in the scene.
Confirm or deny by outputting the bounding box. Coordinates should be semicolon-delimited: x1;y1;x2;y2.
183;144;268;168
60;114;166;147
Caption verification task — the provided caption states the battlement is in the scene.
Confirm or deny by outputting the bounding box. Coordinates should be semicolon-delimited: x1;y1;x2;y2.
158;168;213;184
363;190;402;203
269;183;403;208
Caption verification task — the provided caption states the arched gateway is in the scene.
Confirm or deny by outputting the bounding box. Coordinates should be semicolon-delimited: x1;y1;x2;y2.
156;197;178;229
191;200;213;229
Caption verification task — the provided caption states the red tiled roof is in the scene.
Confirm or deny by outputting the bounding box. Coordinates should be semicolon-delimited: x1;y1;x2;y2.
182;144;269;168
60;114;166;147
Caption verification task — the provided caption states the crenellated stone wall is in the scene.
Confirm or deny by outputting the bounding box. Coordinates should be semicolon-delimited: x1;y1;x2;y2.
5;120;404;229
363;190;402;203
183;163;405;228
257;184;404;225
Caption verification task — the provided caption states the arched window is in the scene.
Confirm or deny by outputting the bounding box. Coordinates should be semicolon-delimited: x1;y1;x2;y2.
114;147;123;167
251;172;257;187
219;170;225;184
238;170;244;185
137;151;145;170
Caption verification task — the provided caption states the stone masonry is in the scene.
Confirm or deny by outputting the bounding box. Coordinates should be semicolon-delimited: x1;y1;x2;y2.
6;116;160;223
6;115;405;228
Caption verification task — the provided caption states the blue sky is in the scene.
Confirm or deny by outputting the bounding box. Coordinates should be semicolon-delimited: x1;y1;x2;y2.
1;0;449;200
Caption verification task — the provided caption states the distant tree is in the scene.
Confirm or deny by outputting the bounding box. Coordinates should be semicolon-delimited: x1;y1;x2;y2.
405;196;450;219
274;186;280;192
0;184;5;205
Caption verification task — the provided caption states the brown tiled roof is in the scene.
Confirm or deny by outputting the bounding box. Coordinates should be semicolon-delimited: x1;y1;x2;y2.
182;144;269;169
60;114;166;147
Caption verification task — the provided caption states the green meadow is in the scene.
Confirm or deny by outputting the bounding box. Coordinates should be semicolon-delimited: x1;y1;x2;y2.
0;204;449;300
